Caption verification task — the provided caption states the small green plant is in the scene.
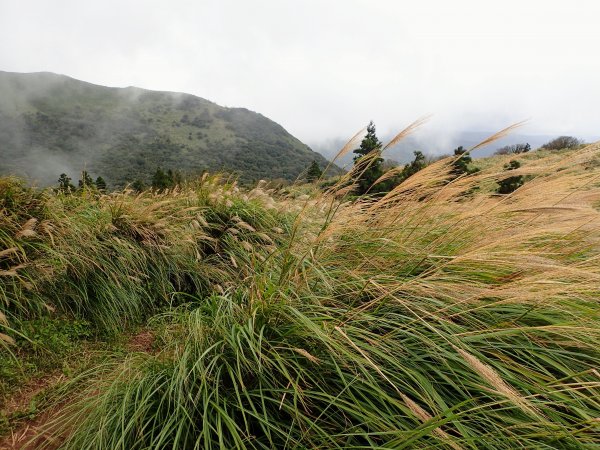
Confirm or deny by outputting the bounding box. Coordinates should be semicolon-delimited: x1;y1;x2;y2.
0;317;92;398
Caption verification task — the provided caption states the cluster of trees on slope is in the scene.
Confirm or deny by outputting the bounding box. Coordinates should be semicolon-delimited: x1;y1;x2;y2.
345;121;480;196
541;135;585;150
136;167;184;192
56;167;186;194
56;122;585;198
57;171;106;193
331;121;542;197
494;143;531;155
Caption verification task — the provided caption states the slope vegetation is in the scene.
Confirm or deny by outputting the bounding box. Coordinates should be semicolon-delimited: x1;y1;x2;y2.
0;71;332;187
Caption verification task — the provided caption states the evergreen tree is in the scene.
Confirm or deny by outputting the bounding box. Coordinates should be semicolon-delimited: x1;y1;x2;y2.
167;169;183;187
151;168;170;191
352;121;384;195
306;160;323;182
57;173;75;194
151;168;183;191
450;146;478;178
131;179;146;193
399;151;427;182
497;160;524;194
95;176;107;192
78;171;95;190
372;151;429;194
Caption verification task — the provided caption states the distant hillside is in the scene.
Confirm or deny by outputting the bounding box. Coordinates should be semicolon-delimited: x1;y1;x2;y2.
0;71;334;187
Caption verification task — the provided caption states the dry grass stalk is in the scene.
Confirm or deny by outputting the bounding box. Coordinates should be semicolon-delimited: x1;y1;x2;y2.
235;221;256;232
469;121;528;153
0;269;19;277
15;218;38;238
331;127;368;164
292;348;320;364
0;247;19;259
255;232;273;244
399;393;463;450
0;332;15;345
382;115;432;152
454;346;540;417
335;326;462;449
241;241;253;252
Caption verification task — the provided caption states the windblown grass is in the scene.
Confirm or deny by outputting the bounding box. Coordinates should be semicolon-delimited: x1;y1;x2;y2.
0;175;288;333
32;143;600;448
0;174;290;408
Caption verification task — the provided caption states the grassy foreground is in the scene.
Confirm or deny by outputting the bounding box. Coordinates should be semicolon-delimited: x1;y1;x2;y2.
2;143;600;448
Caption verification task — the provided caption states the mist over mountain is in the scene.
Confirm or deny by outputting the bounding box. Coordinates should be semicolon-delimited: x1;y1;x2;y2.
0;71;334;187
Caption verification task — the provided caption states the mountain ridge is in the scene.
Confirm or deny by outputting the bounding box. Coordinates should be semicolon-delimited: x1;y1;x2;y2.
0;71;334;187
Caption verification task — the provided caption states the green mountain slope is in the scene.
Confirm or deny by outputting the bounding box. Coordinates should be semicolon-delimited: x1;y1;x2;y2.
0;71;333;187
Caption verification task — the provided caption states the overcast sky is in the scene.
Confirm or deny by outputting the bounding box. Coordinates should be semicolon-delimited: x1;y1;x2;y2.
1;0;599;149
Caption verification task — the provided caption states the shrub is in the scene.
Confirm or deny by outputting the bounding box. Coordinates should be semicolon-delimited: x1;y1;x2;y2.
496;160;524;194
541;136;584;150
494;143;530;155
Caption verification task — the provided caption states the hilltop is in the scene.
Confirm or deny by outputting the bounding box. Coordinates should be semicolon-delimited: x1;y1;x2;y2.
0;71;334;187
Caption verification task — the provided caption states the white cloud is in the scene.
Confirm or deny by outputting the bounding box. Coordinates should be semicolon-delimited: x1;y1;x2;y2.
1;0;598;146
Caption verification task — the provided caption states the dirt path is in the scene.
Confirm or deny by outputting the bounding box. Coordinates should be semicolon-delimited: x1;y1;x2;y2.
0;407;65;450
0;373;66;450
0;330;155;449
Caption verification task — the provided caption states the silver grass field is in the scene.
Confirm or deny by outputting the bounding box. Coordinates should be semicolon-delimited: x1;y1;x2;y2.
1;137;600;448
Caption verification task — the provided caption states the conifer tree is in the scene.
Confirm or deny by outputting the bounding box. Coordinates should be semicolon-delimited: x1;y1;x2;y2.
131;179;146;192
95;176;107;192
57;173;75;193
152;168;183;191
78;171;95;190
450;146;478;178
352;121;384;195
399;151;427;181
151;168;170;191
167;169;183;187
306;160;323;182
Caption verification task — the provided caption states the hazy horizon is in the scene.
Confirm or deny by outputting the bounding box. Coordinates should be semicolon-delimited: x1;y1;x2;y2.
1;0;599;153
